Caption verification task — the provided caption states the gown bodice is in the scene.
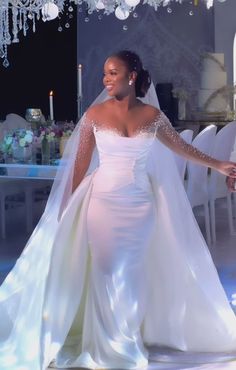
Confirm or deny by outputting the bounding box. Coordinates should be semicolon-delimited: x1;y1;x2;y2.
92;127;156;196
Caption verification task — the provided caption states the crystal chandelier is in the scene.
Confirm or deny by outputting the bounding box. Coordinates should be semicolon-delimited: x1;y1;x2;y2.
0;0;226;67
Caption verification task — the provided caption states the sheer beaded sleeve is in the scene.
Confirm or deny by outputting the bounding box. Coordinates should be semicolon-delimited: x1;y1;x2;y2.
72;113;95;192
155;111;220;169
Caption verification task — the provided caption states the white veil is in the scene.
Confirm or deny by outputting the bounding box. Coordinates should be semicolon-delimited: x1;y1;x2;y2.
0;83;159;370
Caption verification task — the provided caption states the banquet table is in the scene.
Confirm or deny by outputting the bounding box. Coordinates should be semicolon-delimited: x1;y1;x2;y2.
0;163;58;179
0;163;58;235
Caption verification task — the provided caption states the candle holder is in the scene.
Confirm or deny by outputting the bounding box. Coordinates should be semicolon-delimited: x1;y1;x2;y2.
25;108;44;129
77;96;83;120
46;118;55;126
41;137;50;165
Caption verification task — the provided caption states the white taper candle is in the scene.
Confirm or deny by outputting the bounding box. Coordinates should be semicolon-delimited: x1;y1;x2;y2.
49;90;54;121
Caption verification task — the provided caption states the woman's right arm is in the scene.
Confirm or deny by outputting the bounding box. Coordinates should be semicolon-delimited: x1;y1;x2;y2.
72;113;95;192
156;111;236;179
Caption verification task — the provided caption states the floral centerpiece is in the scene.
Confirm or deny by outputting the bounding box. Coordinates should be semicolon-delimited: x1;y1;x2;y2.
1;129;34;154
59;121;75;137
172;87;189;101
32;125;60;164
172;87;189;120
1;129;34;162
57;121;75;156
0;122;75;164
34;121;75;162
34;121;75;143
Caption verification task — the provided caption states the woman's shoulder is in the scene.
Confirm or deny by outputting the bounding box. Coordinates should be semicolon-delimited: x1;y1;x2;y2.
137;102;162;123
85;100;163;125
85;100;111;122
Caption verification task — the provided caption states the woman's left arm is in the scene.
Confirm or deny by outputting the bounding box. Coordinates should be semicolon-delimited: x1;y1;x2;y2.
156;112;236;178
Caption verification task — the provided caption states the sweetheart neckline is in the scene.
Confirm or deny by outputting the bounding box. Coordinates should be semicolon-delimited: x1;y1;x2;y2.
91;112;161;139
93;126;157;140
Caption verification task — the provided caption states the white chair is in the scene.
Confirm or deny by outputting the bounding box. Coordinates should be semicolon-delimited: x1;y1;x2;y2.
0;114;30;238
185;125;217;245
24;179;52;232
0;113;30;142
230;139;236;223
208;121;236;243
174;129;193;181
0;178;53;239
0;113;54;237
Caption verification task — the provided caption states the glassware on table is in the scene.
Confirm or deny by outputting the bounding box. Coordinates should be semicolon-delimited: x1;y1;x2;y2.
12;143;32;164
41;137;50;165
25;108;44;130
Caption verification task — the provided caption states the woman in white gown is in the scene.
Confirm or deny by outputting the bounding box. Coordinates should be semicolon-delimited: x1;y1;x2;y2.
0;50;236;370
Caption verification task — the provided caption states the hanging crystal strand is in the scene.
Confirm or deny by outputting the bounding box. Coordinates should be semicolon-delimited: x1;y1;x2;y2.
0;45;4;58
23;10;27;36
1;0;10;67
0;4;4;58
19;9;23;30
3;43;9;67
32;13;36;32
3;1;11;55
2;0;8;45
0;46;4;58
12;6;19;43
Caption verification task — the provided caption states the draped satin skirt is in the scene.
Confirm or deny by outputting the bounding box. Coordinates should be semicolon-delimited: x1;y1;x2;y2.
83;186;156;369
52;181;156;369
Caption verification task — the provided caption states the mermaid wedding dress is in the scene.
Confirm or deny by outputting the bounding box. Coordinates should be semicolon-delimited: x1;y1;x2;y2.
1;87;236;370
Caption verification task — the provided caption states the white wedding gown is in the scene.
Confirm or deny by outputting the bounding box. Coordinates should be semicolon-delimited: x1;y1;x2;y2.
1;112;236;370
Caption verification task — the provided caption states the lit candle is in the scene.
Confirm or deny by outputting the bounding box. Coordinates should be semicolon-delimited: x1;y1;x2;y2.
49;90;54;121
78;64;82;98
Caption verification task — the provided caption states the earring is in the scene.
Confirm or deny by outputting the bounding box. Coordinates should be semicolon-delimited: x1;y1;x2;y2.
129;80;133;86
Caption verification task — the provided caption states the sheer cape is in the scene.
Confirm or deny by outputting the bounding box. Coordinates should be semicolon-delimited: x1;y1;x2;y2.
1;84;236;370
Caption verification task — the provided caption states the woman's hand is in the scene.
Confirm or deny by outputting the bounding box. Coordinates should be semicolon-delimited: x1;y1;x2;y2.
214;161;236;178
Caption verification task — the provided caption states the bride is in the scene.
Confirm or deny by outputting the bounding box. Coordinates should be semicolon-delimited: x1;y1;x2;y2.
0;50;236;370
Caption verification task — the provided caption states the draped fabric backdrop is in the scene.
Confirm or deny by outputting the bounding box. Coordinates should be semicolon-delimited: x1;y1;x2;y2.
77;2;214;113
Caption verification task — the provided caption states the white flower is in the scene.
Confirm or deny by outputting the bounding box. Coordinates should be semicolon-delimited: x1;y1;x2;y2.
25;133;33;143
19;138;26;147
5;136;13;145
172;87;189;101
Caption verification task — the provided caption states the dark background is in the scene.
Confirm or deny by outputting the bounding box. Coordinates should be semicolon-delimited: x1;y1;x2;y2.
0;12;77;122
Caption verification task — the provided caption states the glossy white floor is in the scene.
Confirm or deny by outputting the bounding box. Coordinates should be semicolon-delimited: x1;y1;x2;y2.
0;195;236;370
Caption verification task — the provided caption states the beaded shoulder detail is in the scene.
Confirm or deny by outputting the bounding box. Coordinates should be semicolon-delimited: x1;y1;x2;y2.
90;111;169;139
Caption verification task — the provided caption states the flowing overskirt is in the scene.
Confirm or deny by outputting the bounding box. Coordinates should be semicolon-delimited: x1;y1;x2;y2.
1;141;236;370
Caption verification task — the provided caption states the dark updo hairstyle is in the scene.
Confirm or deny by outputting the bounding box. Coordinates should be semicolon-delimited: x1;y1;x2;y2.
111;50;151;98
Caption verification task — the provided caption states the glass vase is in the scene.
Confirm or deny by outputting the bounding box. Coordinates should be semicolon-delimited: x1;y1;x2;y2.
12;145;32;163
178;99;186;120
59;137;69;157
41;137;50;165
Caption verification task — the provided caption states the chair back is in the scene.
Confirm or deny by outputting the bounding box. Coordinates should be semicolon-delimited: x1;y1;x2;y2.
0;114;30;142
186;125;217;207
209;121;236;199
174;129;193;181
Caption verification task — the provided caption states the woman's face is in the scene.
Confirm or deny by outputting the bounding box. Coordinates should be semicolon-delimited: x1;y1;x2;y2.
103;57;133;97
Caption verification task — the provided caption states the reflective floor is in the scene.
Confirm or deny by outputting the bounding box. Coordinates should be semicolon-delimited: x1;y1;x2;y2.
0;196;236;370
